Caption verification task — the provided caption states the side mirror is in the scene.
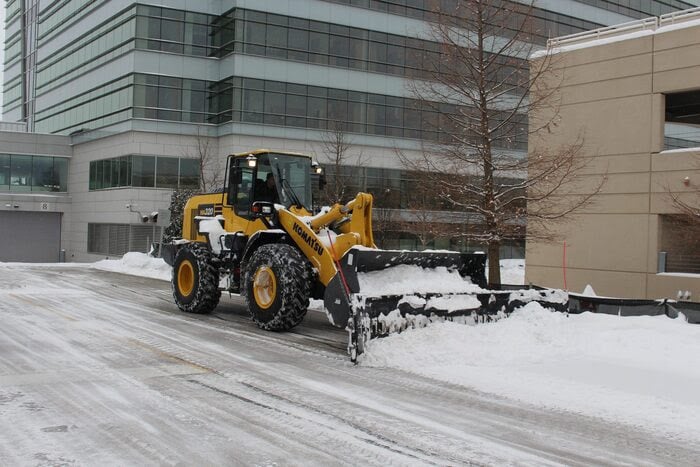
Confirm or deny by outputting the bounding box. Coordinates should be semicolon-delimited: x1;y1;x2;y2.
251;201;275;218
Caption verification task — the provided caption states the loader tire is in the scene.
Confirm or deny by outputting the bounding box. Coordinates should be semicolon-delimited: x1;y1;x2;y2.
243;243;312;331
172;243;221;314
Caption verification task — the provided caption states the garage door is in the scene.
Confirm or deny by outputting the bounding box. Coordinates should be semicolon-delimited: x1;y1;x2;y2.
0;211;62;263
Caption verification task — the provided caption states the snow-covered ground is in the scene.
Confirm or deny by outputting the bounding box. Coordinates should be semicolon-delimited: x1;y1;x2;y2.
79;253;700;442
362;303;700;442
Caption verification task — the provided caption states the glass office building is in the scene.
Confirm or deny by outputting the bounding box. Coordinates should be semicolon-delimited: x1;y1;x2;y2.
2;0;699;260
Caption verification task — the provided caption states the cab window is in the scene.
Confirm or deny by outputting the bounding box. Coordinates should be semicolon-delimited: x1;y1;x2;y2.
230;161;254;216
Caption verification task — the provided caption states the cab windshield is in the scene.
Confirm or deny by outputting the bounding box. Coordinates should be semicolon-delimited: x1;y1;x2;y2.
255;153;312;210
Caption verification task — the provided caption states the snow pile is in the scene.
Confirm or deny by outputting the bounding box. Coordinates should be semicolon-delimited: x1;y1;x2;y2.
357;265;484;296
362;302;700;441
92;252;171;281
417;294;482;312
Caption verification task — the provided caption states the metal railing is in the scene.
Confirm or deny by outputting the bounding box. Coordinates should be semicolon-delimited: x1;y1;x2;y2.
546;6;700;49
659;6;700;26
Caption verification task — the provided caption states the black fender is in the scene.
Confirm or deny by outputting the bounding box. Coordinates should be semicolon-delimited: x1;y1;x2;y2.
161;243;179;266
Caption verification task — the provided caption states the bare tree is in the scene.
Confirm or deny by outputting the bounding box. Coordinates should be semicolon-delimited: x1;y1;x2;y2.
184;126;221;192
402;0;603;285
165;127;220;245
397;181;455;249
318;120;367;205
663;157;700;256
371;205;398;249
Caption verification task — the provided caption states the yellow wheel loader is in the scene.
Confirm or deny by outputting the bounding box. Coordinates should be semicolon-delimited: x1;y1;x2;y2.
163;150;566;361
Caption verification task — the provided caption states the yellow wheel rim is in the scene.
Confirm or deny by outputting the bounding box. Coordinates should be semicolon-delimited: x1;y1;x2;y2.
178;259;195;297
253;266;277;309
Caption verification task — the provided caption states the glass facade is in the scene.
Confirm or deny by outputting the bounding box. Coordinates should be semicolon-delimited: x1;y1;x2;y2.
36;8;136;92
38;0;103;39
135;5;216;56
35;75;134;134
226;77;527;149
129;6;527;83
20;2;697;137
88;155;200;190
0;154;69;192
132;74;211;123
322;163;523;210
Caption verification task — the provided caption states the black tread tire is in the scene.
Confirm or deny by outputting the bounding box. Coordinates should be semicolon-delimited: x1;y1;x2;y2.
242;243;312;331
172;243;221;314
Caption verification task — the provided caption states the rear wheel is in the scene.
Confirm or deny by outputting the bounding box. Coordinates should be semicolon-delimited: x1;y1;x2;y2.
243;243;312;331
172;243;221;314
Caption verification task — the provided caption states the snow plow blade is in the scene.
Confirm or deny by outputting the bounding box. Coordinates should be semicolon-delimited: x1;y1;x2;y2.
323;247;567;361
323;247;487;327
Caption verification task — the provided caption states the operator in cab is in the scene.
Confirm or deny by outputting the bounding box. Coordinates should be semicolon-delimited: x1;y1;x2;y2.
256;172;279;203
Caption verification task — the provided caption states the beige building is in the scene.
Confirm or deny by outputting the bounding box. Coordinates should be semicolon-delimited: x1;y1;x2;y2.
527;9;700;302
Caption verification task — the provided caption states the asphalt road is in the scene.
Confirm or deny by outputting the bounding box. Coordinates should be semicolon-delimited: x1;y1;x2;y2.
1;264;698;466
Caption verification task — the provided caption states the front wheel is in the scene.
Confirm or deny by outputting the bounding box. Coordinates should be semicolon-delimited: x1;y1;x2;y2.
242;244;312;331
172;243;221;314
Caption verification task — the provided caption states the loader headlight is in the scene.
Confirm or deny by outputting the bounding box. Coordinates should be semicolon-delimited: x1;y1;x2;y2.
246;154;257;168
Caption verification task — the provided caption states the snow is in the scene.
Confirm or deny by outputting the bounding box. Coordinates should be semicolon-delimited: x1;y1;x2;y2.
659;147;700;155
357;265;484;296
197;216;227;254
92;252;171;281
3;252;700;448
658;272;700;278
487;258;525;285
362;302;700;442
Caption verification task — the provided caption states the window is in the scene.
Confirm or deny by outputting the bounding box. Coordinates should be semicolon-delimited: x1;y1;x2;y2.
180;158;200;188
132;74;213;124
158;77;183;121
10;155;32;191
659;215;700;274
32;157;55;192
0;155;68;192
232;164;254;215
89;155;200;190
288;24;309;61
132;156;156;187
225;76;527;148
665;90;700;150
0;155;10;190
264;91;285;125
156;156;179;189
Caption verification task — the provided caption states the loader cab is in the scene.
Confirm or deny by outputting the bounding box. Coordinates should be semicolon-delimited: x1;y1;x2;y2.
227;151;314;217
